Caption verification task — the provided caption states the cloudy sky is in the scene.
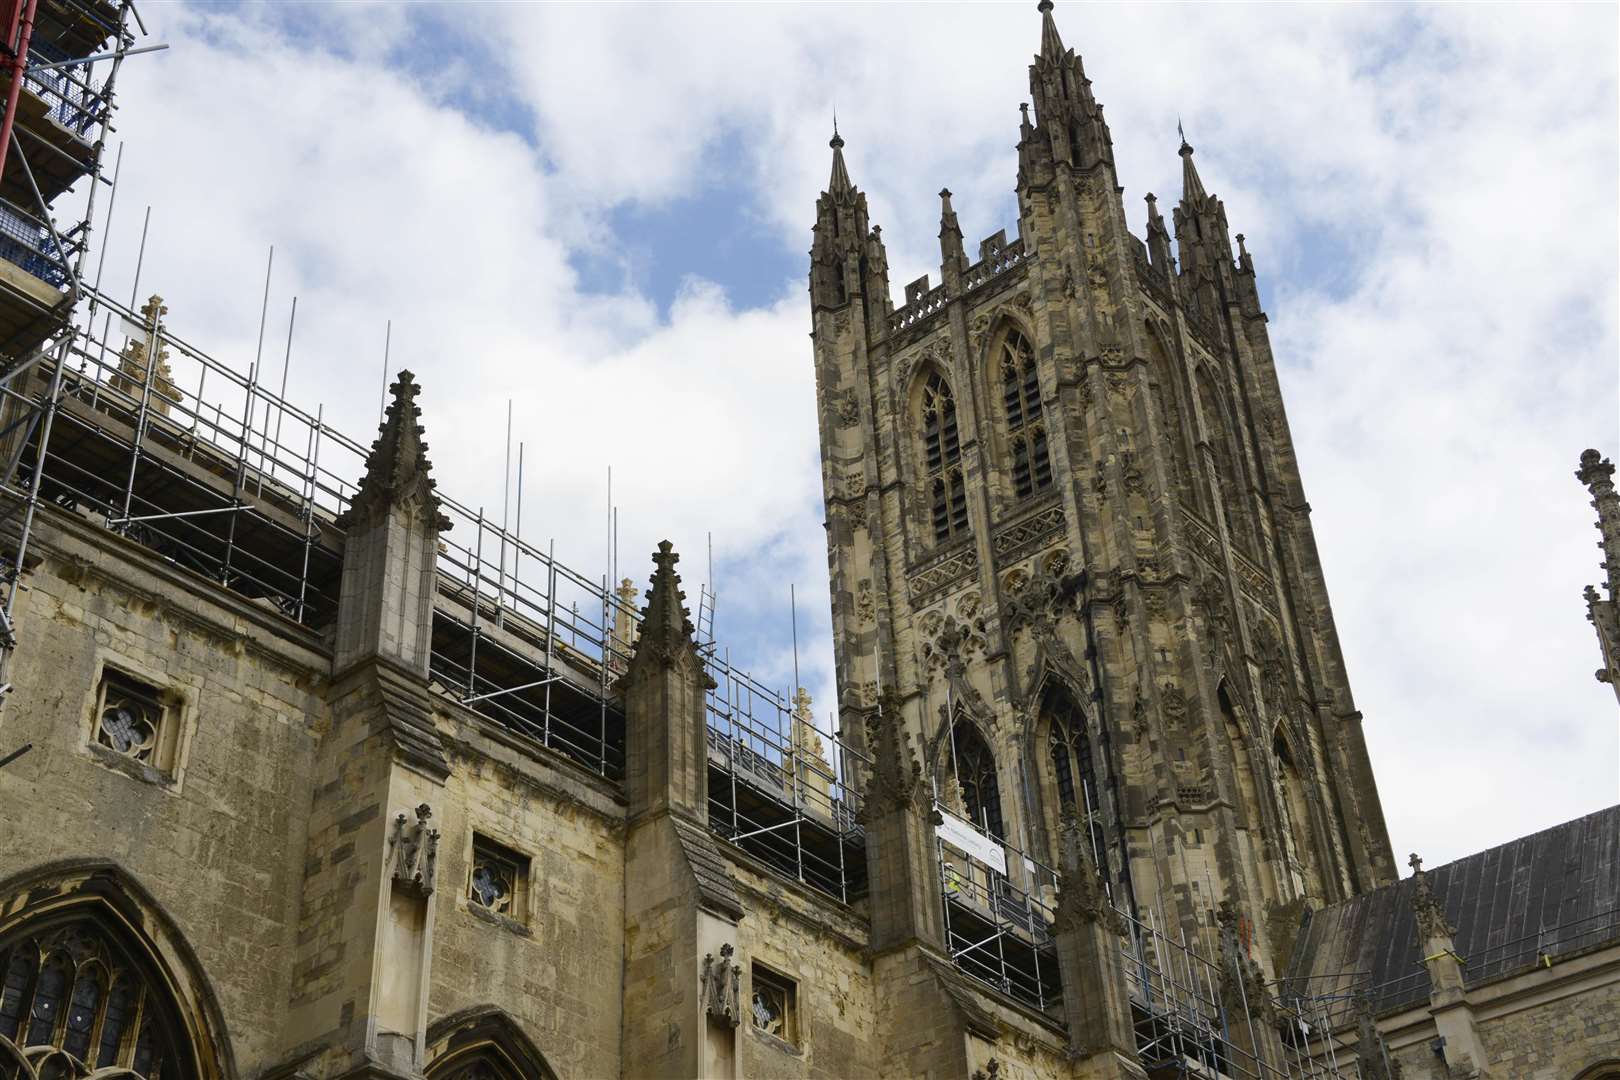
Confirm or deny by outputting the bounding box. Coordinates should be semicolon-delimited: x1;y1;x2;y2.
78;1;1616;868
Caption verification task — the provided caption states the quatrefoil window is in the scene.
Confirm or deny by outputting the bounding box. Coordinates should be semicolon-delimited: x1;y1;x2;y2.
94;672;166;767
467;836;525;923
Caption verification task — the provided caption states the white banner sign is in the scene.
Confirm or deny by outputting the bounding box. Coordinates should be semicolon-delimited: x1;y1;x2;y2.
935;806;1007;875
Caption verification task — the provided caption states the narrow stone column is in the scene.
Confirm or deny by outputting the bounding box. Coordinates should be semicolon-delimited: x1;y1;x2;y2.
859;687;945;954
618;541;745;1079
1410;853;1489;1077
280;371;452;1080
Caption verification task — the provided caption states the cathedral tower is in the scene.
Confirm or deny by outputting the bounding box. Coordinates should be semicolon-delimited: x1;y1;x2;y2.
809;1;1395;975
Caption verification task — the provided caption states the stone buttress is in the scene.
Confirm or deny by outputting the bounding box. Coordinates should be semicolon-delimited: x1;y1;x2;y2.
279;370;454;1079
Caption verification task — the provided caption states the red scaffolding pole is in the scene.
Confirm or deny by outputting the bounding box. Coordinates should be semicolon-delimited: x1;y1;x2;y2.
0;0;39;180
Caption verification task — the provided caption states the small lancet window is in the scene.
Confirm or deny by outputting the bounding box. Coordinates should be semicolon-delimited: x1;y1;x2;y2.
920;371;969;542
1045;689;1107;866
949;720;1005;839
1001;329;1052;498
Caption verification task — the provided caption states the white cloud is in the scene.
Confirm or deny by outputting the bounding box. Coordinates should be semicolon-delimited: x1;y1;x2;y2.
79;1;1618;867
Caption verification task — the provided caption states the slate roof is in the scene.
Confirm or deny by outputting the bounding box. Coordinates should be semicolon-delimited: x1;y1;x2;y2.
1284;804;1620;1020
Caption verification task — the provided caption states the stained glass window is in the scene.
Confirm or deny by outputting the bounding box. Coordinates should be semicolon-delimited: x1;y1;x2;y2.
0;923;179;1076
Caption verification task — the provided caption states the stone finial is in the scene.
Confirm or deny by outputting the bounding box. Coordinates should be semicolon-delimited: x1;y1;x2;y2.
857;686;925;821
1052;811;1118;932
701;942;742;1027
338;370;450;533
1409;853;1453;941
1577;449;1620;598
623;541;710;683
387;803;440;896
110;294;181;416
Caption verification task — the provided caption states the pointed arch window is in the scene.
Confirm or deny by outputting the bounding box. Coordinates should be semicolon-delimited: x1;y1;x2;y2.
425;1008;559;1080
1000;329;1052;498
921;371;969;542
0;922;185;1077
949;720;1004;839
1044;688;1106;865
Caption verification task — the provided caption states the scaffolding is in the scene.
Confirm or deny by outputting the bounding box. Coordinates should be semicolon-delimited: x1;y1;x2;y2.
937;812;1064;1014
0;139;874;908
704;666;868;904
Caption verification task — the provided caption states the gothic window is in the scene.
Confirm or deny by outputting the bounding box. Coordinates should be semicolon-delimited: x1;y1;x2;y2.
467;835;528;924
749;964;798;1047
1000;329;1052;498
1043;686;1105;864
920;371;969;542
0;922;183;1077
95;672;160;763
1272;735;1321;900
1146;329;1190;493
949;720;1004;839
1218;682;1264;835
1194;366;1254;552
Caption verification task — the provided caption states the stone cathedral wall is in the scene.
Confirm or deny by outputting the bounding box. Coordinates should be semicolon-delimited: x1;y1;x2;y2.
0;509;328;1069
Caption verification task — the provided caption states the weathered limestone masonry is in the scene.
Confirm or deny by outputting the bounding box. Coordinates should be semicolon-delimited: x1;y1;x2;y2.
810;0;1393;989
0;373;628;1079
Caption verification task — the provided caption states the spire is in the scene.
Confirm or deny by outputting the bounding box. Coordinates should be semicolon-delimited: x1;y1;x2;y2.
1025;0;1113;170
1179;133;1208;207
1038;0;1064;63
339;370;449;533
1577;449;1620;700
631;540;701;671
938;188;966;278
827;125;853;200
1145;192;1173;274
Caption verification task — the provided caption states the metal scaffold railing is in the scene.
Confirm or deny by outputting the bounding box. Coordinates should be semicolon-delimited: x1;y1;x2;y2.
703;659;869;904
936;807;1063;1014
1118;905;1366;1079
0;0;143;699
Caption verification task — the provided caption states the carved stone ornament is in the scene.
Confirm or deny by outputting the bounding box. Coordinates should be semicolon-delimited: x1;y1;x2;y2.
856;579;876;625
701;942;743;1027
388;803;441;896
833;388;860;427
1160;682;1187;729
970;1059;1001;1080
921;613;987;671
1052;812;1120;933
858;688;926;822
1408;853;1453;941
